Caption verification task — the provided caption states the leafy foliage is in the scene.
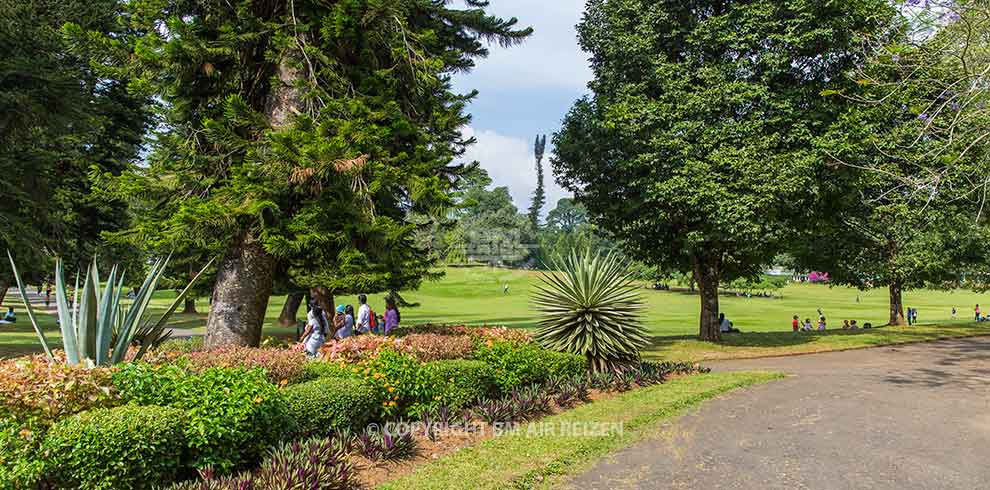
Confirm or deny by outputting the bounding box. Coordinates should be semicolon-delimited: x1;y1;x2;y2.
112;363;290;472
473;340;585;393
41;405;186;490
282;377;378;437
416;360;496;412
356;427;418;462
0;356;119;427
533;250;650;373
182;347;309;385
167;437;353;490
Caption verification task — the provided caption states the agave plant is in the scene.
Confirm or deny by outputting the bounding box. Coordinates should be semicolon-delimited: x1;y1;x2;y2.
7;251;212;366
533;250;651;374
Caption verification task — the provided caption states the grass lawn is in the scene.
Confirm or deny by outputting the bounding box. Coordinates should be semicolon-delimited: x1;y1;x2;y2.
379;371;783;490
3;265;989;359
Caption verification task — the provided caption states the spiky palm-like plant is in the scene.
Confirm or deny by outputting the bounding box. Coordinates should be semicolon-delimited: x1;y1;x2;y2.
533;250;650;373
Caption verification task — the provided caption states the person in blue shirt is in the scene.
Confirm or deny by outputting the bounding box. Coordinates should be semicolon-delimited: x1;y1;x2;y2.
2;307;15;323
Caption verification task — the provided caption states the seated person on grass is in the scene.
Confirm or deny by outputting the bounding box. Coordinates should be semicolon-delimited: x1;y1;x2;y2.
719;313;740;333
1;307;15;324
801;318;814;331
850;320;860;329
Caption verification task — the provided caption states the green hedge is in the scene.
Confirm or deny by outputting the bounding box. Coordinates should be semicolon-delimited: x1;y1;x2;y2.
473;341;587;393
282;377;378;436
112;363;290;472
41;405;186;490
416;360;495;412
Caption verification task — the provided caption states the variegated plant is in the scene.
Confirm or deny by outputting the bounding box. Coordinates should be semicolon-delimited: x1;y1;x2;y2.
532;250;651;374
6;251;212;366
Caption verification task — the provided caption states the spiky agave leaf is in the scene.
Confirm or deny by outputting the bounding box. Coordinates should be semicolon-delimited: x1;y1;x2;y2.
533;250;651;374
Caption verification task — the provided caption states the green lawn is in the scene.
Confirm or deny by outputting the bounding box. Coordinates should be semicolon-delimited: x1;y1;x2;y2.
3;265;989;359
379;371;783;490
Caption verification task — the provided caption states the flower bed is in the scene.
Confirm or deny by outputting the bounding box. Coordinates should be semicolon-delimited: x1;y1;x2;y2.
0;324;710;490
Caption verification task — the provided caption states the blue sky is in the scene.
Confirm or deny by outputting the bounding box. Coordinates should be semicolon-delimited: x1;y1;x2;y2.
452;0;591;214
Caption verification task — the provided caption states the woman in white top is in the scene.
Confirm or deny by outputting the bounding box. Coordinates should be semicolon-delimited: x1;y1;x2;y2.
300;301;330;357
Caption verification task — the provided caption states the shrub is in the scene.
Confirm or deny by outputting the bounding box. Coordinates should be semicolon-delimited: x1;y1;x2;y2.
319;335;402;362
113;363;290;472
400;333;475;362
349;349;422;418
356;427;417;462
167;437;353;490
393;324;534;344
282;377;378;436
416;360;495;412
156;337;205;354
183;347;309;384
473;341;583;393
301;359;353;380
42;405;186;490
0;356;119;426
0;418;45;489
533;250;651;373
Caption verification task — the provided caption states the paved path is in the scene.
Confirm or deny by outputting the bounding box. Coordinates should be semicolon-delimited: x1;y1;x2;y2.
571;337;990;489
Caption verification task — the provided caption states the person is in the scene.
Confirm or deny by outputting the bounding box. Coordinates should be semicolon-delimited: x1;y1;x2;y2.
818;316;827;332
503;283;509;295
356;294;372;334
44;286;51;307
300;301;330;357
335;305;354;339
842;319;850;329
1;307;15;324
912;308;919;325
802;318;813;331
719;313;739;333
863;322;873;329
906;307;913;326
384;298;400;334
976;304;981;322
792;315;800;332
850;320;860;329
952;307;957;319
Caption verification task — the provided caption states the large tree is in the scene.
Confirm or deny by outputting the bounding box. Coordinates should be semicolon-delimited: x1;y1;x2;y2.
90;0;531;347
553;0;898;340
527;134;547;228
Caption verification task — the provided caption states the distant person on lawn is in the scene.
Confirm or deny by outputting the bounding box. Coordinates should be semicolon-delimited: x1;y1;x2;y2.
952;307;957;319
842;319;850;329
300;301;330;357
818;317;827;331
802;318;813;331
792;315;800;332
356;294;372;334
719;313;739;333
384;298;400;334
976;304;981;321
1;307;15;323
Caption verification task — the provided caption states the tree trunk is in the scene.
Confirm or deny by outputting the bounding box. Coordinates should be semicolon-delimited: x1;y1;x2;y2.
309;287;334;316
888;281;905;326
205;233;275;349
695;254;722;342
182;297;197;314
278;292;304;326
0;278;9;307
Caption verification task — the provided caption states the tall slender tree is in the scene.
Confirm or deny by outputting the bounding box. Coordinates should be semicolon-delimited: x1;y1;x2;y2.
86;0;532;347
528;134;547;228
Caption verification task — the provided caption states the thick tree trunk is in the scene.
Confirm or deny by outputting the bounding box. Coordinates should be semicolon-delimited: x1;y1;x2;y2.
205;233;275;349
182;297;197;314
694;254;722;342
309;287;334;316
278;292;304;326
888;281;905;326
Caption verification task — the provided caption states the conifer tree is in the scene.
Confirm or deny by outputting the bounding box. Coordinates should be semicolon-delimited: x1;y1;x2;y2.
528;134;547;228
84;0;532;347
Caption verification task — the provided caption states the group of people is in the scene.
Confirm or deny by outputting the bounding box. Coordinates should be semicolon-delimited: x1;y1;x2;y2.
792;312;873;332
298;294;401;357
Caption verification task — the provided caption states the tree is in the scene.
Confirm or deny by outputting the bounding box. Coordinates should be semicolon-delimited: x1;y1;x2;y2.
553;0;898;340
528;134;547;228
89;0;532;347
545;198;587;233
1;0;150;302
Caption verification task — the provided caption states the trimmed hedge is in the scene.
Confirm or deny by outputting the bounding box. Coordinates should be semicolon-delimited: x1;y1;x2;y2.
112;363;291;472
473;340;587;393
282;377;378;436
41;405;186;490
416;360;495;411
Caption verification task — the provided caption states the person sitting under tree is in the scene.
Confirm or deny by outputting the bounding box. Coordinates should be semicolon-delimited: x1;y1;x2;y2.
1;307;15;324
719;313;740;333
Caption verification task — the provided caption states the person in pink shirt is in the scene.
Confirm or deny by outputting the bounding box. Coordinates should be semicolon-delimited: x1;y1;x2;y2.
384;297;401;334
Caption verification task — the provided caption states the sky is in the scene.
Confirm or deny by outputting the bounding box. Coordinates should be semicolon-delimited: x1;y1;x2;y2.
451;0;592;215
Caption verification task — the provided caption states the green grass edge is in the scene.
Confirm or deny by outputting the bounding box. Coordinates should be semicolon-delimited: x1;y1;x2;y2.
378;371;784;490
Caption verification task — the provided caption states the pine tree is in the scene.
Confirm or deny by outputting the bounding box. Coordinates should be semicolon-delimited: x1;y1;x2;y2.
82;0;532;347
528;134;547;228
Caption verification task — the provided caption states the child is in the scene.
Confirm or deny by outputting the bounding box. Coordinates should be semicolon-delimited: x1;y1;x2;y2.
792;315;800;332
850;320;860;329
818;317;827;331
842;319;850;329
802;318;813;331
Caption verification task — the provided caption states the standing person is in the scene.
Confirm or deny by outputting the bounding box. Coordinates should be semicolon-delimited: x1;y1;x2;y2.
792;315;800;332
44;286;51;307
842;319;850;329
952;307;957;319
356;294;372;334
503;282;509;295
976;304;981;321
300;301;330;357
335;305;354;339
906;307;913;326
818;316;827;332
384;298;400;334
912;308;919;325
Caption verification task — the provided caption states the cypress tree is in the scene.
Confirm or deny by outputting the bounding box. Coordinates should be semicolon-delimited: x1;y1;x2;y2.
528;134;547;228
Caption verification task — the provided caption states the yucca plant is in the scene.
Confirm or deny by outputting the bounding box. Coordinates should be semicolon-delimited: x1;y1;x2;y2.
533;250;651;374
6;250;213;366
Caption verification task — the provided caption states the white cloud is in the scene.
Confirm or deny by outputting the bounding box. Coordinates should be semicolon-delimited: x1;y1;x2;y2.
460;126;570;216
